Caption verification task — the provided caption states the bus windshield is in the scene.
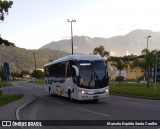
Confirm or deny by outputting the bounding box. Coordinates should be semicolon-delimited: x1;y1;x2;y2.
78;61;108;89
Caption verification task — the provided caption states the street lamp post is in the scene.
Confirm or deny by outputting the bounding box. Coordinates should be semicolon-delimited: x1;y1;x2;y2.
67;19;76;55
145;35;151;49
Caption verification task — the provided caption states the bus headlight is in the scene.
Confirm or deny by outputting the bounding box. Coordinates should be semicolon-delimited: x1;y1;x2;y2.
106;86;109;92
106;89;109;92
82;90;85;94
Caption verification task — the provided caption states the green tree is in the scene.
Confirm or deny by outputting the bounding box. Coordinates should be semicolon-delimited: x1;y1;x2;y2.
0;0;15;47
0;66;3;80
0;0;13;21
93;45;110;66
0;37;15;46
110;57;128;84
31;70;44;79
93;45;110;59
21;70;30;75
11;71;18;78
131;49;160;88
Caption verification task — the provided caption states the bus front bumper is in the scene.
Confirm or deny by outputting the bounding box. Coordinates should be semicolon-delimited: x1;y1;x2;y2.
77;89;109;100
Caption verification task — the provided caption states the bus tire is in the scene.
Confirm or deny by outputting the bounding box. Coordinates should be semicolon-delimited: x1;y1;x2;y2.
68;90;73;101
49;87;53;96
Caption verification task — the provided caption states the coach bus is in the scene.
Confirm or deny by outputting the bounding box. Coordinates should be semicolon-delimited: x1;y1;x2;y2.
44;54;109;101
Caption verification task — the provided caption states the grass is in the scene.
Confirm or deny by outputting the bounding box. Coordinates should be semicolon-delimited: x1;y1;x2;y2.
28;79;160;99
0;78;24;88
0;81;9;87
28;79;44;85
0;80;24;106
0;94;24;106
110;82;160;99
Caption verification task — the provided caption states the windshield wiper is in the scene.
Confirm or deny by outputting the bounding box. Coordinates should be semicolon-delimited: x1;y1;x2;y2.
95;72;106;88
88;75;93;87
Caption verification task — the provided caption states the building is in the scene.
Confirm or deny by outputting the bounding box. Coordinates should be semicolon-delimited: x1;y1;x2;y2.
108;56;145;81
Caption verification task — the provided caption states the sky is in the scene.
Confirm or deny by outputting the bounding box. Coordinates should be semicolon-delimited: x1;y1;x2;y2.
1;0;160;49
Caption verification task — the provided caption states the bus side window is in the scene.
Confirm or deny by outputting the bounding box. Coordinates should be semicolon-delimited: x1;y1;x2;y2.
69;60;76;77
65;61;71;78
50;64;54;77
69;60;77;84
71;67;76;77
45;67;50;77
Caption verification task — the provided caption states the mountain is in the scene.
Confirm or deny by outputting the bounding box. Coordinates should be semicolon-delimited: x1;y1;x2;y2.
40;29;160;56
0;46;69;72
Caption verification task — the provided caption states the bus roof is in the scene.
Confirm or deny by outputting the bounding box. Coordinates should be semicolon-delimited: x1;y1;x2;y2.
44;54;104;67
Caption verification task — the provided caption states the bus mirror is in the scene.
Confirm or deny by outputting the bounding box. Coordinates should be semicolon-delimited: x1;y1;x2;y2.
72;65;79;76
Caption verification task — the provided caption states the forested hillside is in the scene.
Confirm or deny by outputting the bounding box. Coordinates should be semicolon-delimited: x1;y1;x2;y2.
40;29;160;56
0;46;69;73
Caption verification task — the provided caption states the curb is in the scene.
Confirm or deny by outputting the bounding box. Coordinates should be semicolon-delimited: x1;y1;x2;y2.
110;93;160;100
16;96;38;120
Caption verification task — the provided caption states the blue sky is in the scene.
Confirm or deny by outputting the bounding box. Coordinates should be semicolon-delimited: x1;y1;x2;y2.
1;0;160;49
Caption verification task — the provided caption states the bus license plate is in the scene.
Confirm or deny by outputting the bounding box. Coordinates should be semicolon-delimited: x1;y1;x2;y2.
93;96;98;99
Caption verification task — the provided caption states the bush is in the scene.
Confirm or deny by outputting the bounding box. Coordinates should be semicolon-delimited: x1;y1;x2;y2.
115;76;124;82
0;90;2;95
31;70;44;79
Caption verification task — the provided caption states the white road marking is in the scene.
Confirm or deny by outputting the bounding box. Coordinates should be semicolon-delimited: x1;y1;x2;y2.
78;108;109;117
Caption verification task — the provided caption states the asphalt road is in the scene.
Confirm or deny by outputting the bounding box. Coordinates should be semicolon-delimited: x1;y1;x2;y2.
5;81;160;129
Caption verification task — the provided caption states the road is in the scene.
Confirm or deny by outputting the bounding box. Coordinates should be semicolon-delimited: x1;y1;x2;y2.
4;81;160;129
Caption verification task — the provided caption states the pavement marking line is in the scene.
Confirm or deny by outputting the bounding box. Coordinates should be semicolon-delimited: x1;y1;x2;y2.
78;108;109;117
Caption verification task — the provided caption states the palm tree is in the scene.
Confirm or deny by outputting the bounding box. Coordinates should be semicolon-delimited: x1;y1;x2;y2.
93;45;110;59
93;46;111;80
142;49;157;88
93;45;110;66
131;49;159;88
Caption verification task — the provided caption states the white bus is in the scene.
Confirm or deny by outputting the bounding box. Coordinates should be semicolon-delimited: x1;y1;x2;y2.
44;54;109;101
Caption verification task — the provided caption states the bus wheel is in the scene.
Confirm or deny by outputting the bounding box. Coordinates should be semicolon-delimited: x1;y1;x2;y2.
68;90;73;101
49;87;53;96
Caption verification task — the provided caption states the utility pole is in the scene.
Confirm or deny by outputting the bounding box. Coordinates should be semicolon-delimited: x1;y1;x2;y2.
33;52;37;70
145;35;151;49
67;19;76;55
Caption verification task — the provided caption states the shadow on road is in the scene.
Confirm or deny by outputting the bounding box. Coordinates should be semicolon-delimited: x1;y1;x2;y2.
48;94;107;105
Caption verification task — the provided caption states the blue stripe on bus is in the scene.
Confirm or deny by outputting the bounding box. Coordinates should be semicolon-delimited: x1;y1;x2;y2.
77;60;104;63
